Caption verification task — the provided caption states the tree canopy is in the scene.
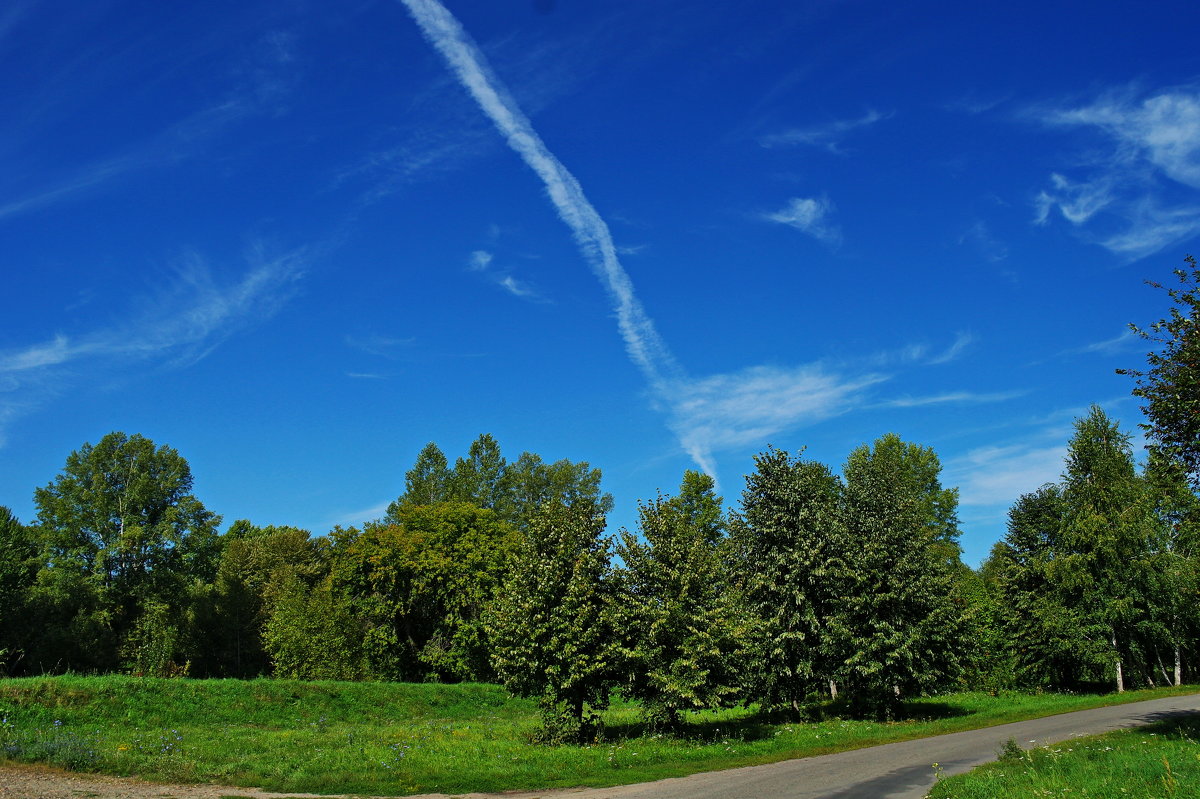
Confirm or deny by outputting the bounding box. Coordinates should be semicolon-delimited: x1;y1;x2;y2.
1120;254;1200;487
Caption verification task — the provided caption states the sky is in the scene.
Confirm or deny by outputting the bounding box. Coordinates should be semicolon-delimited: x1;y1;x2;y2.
3;0;1200;566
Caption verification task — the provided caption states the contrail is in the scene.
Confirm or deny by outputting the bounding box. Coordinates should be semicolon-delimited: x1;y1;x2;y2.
396;0;683;396
395;0;894;478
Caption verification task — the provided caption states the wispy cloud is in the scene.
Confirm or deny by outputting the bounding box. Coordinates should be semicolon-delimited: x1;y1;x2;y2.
1044;89;1200;188
1100;199;1200;256
497;275;538;299
1032;85;1200;260
344;333;416;358
764;196;842;245
928;332;975;365
0;334;72;373
1061;328;1140;356
0;30;300;224
760;109;891;153
327;500;392;530
667;366;888;476
1034;173;1116;225
0;245;307;444
468;250;493;271
867;333;975;368
464;248;545;302
944;441;1068;507
957;220;1009;263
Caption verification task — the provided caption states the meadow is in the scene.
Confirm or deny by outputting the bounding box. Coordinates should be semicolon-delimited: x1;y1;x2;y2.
927;713;1200;798
0;676;1195;796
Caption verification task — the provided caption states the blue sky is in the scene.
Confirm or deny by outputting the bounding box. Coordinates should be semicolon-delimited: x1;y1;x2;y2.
3;0;1199;565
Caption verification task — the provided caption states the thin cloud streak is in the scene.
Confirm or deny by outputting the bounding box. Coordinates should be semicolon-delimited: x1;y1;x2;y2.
760;109;891;153
1061;329;1139;356
0;246;307;445
1;30;299;224
0;334;73;373
344;333;416;358
881;390;1024;409
927;332;975;365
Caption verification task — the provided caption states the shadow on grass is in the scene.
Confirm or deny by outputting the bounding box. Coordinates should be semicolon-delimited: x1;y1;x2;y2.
597;698;975;744
1134;711;1200;734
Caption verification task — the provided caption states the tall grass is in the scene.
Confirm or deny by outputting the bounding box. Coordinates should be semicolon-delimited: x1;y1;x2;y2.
0;676;1194;796
927;714;1200;798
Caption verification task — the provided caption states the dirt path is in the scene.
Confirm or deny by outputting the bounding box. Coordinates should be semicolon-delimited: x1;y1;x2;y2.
4;693;1199;799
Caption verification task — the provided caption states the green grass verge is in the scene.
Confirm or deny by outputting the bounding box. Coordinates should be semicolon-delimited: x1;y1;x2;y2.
0;676;1195;796
927;713;1200;798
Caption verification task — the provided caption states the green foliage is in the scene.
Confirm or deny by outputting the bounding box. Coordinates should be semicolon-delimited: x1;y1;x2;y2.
388;434;613;530
996;735;1026;764
448;433;509;510
196;523;327;677
33;432;221;589
330;503;518;681
988;484;1111;688
394;442;452;507
1056;407;1158;691
26;432;221;673
952;562;1015;693
0;507;36;672
836;434;965;718
987;407;1196;692
732;448;846;715
614;471;747;730
502;450;614;525
1120;254;1200;488
262;572;365;680
121;599;187;677
485;499;615;743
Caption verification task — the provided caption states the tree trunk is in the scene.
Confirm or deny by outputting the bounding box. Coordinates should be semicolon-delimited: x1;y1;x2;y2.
829;678;838;700
1112;631;1125;693
1176;645;1183;687
1156;649;1173;686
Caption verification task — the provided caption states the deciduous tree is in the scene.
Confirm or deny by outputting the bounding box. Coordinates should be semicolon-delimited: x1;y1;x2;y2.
732;448;846;715
485;498;614;742
30;432;221;671
614;471;746;729
1119;255;1200;487
836;434;964;718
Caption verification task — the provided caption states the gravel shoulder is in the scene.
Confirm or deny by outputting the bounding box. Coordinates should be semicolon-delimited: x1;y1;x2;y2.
3;692;1198;799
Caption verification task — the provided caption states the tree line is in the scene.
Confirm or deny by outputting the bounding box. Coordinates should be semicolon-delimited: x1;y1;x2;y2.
0;256;1197;742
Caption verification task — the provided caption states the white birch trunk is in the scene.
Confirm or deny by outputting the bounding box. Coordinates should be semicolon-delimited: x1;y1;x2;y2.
1112;631;1125;693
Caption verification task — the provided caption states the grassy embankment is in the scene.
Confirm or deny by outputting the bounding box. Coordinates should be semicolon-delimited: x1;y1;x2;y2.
927;714;1200;798
0;676;1195;796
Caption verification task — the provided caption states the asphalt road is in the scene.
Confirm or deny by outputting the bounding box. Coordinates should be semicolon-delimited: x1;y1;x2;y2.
468;692;1200;799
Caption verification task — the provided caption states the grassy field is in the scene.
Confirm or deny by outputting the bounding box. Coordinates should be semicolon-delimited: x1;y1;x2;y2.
0;676;1195;796
927;713;1200;798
